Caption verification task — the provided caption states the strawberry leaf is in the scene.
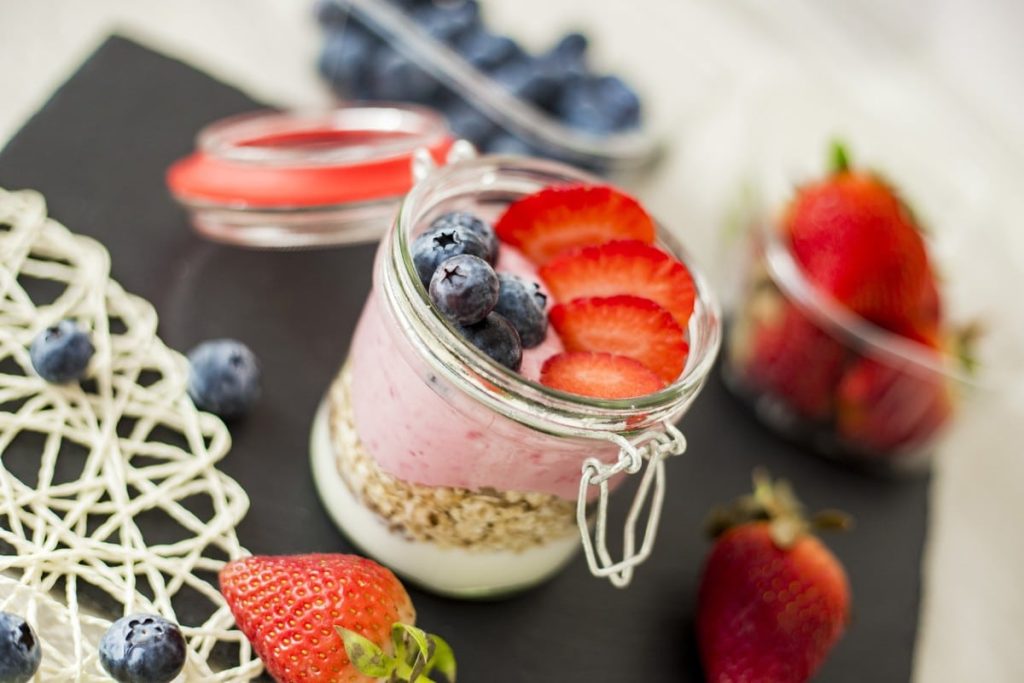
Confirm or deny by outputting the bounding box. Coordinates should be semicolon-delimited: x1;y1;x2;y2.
336;626;396;678
830;140;851;174
427;634;457;681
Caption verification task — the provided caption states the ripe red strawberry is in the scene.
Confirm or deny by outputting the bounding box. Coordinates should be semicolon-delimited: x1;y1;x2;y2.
540;351;666;398
539;240;696;327
783;146;937;334
548;295;688;383
836;356;953;455
494;184;656;265
220;554;455;683
698;472;851;683
731;288;847;421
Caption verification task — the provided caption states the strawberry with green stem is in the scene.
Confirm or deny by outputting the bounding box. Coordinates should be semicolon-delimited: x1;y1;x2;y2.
698;471;851;683
220;554;455;683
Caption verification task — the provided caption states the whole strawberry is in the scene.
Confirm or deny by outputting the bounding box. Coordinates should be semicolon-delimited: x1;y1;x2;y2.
220;554;455;683
697;472;851;683
783;143;938;338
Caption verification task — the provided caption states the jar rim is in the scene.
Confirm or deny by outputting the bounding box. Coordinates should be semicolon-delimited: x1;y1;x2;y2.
384;154;723;434
756;220;975;384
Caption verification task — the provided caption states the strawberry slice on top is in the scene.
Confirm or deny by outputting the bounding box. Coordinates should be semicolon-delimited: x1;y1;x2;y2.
541;351;667;399
495;184;656;265
549;295;688;383
540;240;696;327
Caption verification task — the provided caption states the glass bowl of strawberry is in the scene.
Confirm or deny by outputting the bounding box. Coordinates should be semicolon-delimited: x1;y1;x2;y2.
310;154;721;597
724;145;976;473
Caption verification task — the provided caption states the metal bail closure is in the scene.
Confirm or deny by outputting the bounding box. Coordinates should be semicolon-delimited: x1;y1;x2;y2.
576;423;687;588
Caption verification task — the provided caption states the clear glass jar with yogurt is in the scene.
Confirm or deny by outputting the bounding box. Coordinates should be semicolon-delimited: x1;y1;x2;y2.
310;155;721;597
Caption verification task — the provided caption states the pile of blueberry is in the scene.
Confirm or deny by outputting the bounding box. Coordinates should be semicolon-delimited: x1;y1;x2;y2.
0;611;185;683
314;0;643;159
30;321;261;420
412;212;547;370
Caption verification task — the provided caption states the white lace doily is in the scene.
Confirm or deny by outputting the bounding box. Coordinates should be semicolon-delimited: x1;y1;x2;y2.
0;188;261;681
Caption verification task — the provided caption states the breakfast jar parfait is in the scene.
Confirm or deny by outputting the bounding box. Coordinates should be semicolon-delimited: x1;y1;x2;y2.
310;154;721;597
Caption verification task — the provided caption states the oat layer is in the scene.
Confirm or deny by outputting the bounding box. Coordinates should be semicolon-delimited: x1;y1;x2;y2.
326;367;577;552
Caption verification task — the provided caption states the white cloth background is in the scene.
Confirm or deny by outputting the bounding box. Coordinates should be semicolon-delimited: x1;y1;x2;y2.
1;1;1022;680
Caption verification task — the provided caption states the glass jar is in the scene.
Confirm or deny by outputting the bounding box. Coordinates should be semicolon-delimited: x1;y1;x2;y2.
724;221;974;474
310;155;721;597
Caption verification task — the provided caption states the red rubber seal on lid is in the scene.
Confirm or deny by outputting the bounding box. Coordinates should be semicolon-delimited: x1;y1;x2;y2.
167;107;454;209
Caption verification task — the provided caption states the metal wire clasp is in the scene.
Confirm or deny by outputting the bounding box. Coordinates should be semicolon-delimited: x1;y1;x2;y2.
577;424;687;588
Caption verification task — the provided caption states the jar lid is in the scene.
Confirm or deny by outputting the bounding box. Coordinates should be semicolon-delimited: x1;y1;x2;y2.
166;105;455;248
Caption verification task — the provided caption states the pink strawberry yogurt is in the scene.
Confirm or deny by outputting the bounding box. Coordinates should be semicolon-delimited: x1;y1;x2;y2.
347;243;623;500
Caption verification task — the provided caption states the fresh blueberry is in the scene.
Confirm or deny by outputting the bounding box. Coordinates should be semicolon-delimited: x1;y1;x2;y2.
456;30;522;72
99;614;186;683
483;132;536;156
491;58;559;107
313;0;348;25
444;102;497;145
187;339;261;419
428;211;498;263
367;47;439;102
319;29;376;97
540;32;588;91
412;1;480;44
429;254;499;325
411;221;491;286
552;32;589;60
558;75;642;134
0;613;41;683
30;319;94;383
494;273;548;348
458;313;522;371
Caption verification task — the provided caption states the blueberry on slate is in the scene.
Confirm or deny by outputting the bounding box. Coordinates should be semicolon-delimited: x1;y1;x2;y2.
483;133;535;156
491;58;560;107
494;273;548;348
99;614;186;683
429;211;498;263
444;102;497;145
30;319;94;383
367;47;439;102
411;221;491;286
429;254;499;325
0;613;41;683
319;29;376;97
459;313;522;371
456;30;522;72
412;1;480;44
187;339;261;419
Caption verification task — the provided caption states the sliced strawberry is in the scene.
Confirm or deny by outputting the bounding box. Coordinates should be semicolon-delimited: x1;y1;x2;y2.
540;240;696;327
540;351;667;399
495;184;656;265
549;295;688;383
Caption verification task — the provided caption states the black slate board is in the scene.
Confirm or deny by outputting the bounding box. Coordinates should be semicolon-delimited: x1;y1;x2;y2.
0;35;928;682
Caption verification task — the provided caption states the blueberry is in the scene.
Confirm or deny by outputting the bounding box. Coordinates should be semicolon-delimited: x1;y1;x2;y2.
540;33;588;91
313;0;348;25
411;221;491;286
429;254;499;325
412;1;480;44
458;313;522;371
319;29;376;97
483;133;535;156
552;32;589;60
494;273;548;348
428;211;498;263
491;58;559;106
0;613;41;683
557;75;642;134
444;102;496;145
99;614;186;683
187;339;261;419
30;319;94;383
367;47;439;102
456;30;522;72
